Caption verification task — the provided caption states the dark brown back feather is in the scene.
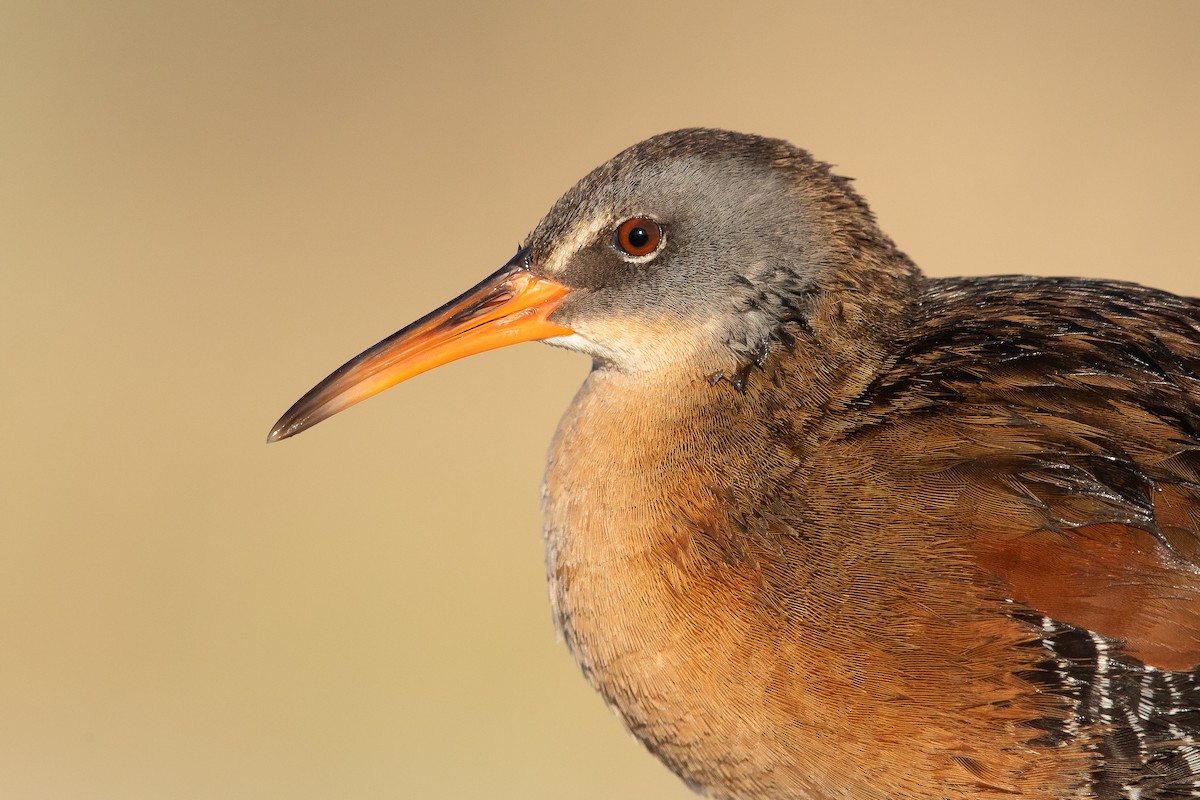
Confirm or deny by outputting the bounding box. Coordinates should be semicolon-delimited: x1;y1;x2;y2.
861;275;1200;670
830;275;1200;797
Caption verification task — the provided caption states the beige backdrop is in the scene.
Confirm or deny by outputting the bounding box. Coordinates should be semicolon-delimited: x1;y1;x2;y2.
3;2;1199;799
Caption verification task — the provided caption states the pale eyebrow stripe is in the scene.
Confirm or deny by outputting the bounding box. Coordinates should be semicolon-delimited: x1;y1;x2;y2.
542;214;612;275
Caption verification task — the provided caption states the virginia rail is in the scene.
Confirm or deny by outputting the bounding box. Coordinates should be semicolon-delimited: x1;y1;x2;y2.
270;129;1200;800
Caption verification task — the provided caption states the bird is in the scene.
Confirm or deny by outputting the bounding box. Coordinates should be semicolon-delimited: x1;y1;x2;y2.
269;128;1200;800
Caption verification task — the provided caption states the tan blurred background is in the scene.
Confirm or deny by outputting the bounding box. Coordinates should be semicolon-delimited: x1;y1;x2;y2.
2;2;1199;798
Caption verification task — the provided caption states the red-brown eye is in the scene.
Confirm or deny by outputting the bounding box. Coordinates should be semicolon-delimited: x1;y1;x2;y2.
613;217;663;258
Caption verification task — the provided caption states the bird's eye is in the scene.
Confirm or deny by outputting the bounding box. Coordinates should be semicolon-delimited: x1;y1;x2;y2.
613;217;663;259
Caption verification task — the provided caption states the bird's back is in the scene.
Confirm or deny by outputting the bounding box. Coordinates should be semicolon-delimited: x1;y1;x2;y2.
847;275;1200;798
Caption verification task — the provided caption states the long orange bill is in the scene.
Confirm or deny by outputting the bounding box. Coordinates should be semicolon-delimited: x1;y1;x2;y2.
268;253;573;442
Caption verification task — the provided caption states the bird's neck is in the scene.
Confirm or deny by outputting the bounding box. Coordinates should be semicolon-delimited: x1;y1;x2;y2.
542;254;926;575
716;246;922;398
541;326;897;627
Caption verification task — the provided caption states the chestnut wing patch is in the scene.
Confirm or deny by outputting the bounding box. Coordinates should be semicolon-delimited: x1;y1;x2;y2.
975;521;1200;671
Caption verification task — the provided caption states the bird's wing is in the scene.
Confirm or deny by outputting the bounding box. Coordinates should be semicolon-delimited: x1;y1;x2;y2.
864;276;1200;671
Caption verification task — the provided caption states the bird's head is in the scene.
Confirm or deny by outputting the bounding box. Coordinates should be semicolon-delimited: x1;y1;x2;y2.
269;129;915;442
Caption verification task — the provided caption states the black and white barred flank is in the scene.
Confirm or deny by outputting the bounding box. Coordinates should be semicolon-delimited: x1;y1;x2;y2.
1018;614;1200;799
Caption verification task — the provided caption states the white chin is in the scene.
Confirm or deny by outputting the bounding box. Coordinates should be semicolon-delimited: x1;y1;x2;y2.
541;327;719;375
543;332;597;355
542;332;630;367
